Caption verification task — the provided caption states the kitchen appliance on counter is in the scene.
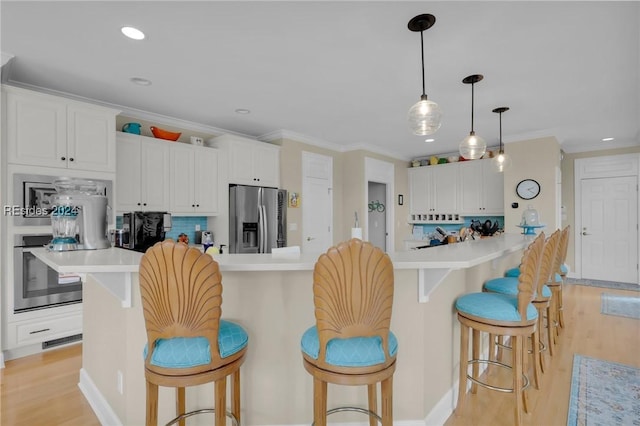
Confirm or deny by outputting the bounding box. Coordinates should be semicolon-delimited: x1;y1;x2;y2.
229;185;287;254
49;178;111;251
122;211;172;252
14;234;83;312
12;173;112;226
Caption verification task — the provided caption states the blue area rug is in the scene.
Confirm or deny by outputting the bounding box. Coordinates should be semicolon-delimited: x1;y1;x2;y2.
601;293;640;319
566;278;640;292
567;355;640;426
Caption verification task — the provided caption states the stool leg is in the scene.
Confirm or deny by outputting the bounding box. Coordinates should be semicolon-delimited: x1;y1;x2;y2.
512;335;524;426
176;387;185;426
215;377;226;426
381;376;393;426
367;383;377;426
531;327;541;389
146;380;158;426
313;378;327;426
497;335;505;362
488;333;496;375
456;322;469;416
471;329;480;394
546;305;554;356
537;311;546;373
232;369;241;424
558;284;565;328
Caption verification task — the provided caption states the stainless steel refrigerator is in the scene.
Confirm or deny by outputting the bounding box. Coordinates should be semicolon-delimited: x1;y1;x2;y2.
229;185;287;253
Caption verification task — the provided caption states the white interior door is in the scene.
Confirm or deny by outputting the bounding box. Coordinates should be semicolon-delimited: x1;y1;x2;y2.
580;175;638;283
302;152;333;254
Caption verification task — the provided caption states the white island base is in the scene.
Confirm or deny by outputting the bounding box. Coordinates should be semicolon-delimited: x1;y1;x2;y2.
33;234;529;425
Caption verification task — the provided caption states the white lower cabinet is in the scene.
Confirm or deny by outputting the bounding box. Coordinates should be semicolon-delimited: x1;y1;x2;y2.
169;144;219;215
116;132;170;212
8;312;82;349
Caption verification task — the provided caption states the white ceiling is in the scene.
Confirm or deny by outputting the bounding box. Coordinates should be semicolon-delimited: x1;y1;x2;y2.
2;1;639;160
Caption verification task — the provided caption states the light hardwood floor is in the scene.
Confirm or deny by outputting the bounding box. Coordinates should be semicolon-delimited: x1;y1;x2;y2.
0;283;638;425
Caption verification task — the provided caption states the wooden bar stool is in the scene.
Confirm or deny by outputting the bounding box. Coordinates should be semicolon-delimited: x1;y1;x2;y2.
139;240;248;426
548;226;570;340
300;239;397;426
483;230;561;386
455;233;544;426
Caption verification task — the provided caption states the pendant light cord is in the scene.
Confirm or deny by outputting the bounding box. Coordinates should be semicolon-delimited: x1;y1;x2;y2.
470;82;475;133
499;111;503;152
420;31;426;97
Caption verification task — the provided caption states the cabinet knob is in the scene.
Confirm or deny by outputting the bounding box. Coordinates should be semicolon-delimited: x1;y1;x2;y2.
137;203;141;206
192;204;195;207
61;156;66;161
196;204;200;207
143;203;147;206
69;157;74;162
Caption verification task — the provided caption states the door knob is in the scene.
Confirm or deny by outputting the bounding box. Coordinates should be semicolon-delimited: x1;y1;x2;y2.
306;237;315;241
582;232;590;236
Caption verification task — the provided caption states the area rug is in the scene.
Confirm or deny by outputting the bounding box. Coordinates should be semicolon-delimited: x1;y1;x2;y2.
601;293;640;320
567;354;640;426
566;277;640;292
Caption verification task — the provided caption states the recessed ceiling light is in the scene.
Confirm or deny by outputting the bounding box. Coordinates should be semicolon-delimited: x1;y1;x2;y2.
601;137;614;142
235;108;251;114
129;77;152;86
121;26;145;40
425;138;435;143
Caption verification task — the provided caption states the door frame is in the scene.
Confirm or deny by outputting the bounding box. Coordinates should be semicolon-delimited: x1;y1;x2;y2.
364;157;395;253
574;153;639;282
301;151;333;253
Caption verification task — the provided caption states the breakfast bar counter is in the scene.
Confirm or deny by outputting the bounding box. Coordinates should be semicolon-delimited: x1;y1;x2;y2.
32;234;529;425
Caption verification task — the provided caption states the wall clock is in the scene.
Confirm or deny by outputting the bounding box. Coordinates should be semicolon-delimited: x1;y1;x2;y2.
516;179;541;200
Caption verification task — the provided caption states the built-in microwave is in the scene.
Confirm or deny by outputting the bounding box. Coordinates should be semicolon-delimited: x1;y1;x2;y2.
11;173;113;226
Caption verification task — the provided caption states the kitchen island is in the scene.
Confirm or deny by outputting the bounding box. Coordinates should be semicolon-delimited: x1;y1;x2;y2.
32;234;529;425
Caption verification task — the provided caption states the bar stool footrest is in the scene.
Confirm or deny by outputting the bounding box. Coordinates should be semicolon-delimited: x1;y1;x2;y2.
311;406;382;425
467;359;530;393
165;408;239;426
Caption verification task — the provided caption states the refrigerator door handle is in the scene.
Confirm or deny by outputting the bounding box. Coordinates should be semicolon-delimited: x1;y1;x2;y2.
261;205;268;253
258;204;265;253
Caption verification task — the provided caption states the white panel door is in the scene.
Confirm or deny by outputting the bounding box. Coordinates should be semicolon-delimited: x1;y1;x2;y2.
581;176;638;283
302;152;333;254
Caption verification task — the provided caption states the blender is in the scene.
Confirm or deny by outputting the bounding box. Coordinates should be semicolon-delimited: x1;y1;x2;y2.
50;202;79;251
49;178;111;250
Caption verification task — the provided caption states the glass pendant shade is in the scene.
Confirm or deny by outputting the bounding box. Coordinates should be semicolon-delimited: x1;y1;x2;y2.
459;131;486;160
408;95;442;136
492;150;512;172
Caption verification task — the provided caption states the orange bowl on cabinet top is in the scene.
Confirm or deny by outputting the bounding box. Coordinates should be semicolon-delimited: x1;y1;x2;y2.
150;126;181;141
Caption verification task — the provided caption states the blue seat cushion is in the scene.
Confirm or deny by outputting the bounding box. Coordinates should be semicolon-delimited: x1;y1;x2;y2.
554;273;562;283
484;277;551;298
455;292;538;322
505;267;521;278
560;264;568;274
143;320;248;368
301;326;398;368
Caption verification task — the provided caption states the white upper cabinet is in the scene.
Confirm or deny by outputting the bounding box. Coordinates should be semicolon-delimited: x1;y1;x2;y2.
4;86;117;172
408;163;459;222
209;134;280;188
116;132;170;212
169;143;219;215
459;159;504;215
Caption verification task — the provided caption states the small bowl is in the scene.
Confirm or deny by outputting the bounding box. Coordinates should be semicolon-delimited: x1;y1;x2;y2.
150;126;181;141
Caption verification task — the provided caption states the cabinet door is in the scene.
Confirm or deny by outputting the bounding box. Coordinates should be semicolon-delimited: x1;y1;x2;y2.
408;167;431;216
140;139;170;211
433;163;458;212
458;160;483;215
482;160;505;214
229;142;255;185
193;148;219;215
116;135;142;211
6;91;67;168
169;144;196;213
67;105;116;172
253;144;280;187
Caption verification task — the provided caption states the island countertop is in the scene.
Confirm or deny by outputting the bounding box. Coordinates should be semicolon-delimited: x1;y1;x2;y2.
31;233;530;273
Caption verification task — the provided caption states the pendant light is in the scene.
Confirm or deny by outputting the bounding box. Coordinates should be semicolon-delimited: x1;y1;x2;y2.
492;107;512;172
407;14;442;136
459;74;486;160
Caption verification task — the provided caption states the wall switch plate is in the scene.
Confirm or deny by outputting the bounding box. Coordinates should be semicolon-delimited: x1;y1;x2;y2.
117;370;124;395
195;224;201;231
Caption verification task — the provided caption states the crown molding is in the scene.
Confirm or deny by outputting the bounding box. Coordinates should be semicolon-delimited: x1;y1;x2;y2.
260;129;410;161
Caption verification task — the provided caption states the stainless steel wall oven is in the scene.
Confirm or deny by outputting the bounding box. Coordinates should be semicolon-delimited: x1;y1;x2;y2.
13;234;83;312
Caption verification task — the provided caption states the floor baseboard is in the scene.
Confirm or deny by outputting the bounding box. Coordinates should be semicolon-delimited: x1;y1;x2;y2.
78;368;123;426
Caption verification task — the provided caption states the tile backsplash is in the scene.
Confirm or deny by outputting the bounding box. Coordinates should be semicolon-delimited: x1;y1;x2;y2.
115;216;209;244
